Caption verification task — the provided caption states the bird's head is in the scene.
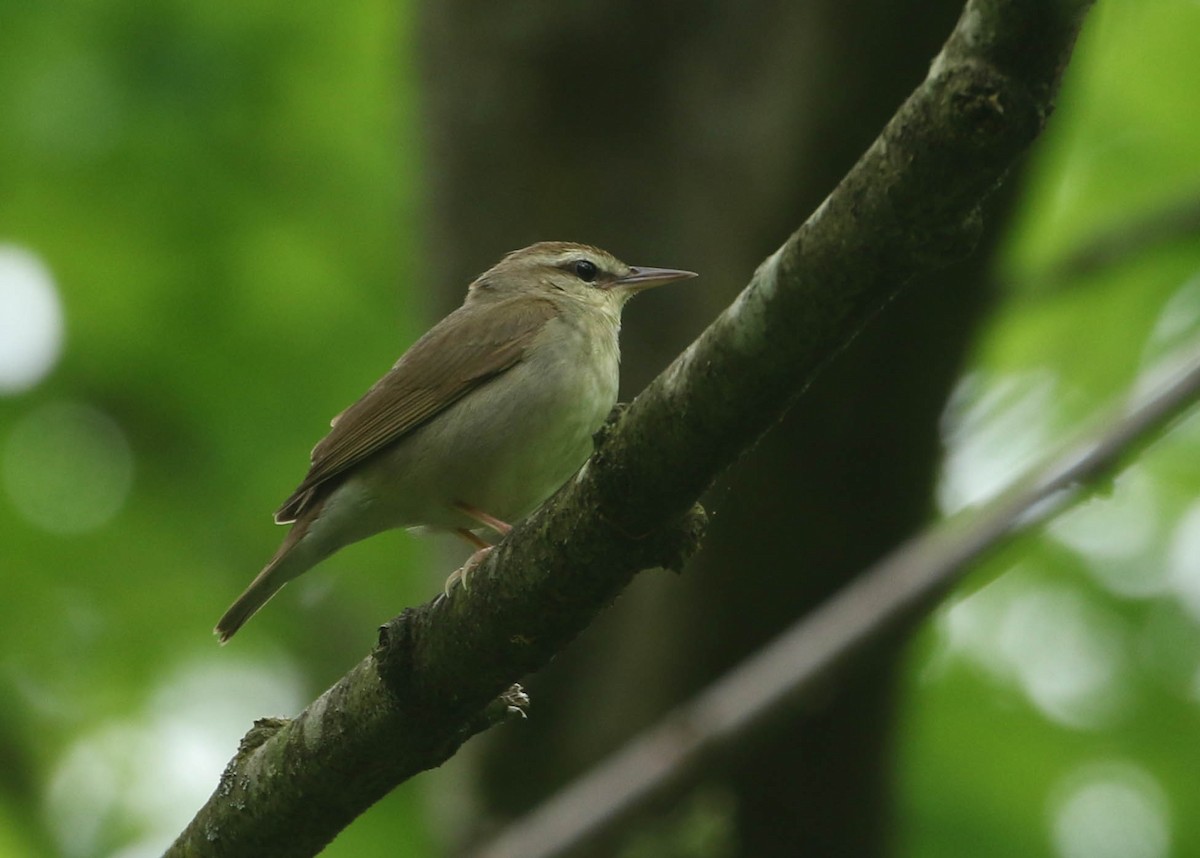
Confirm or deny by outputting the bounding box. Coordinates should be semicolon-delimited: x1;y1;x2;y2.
468;242;696;316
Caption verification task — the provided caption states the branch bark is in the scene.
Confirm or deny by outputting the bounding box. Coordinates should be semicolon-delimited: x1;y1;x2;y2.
471;340;1200;858
168;1;1095;854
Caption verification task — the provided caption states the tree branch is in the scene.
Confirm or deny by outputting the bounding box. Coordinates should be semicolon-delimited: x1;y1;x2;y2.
167;1;1095;855
471;338;1200;858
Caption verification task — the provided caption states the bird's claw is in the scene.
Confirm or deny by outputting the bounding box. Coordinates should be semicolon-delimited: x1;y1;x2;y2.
443;545;494;597
500;684;530;720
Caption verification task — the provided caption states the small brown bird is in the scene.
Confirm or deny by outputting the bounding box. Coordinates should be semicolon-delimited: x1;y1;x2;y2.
215;241;695;642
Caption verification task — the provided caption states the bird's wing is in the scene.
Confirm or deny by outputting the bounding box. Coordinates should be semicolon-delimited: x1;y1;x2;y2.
274;296;559;523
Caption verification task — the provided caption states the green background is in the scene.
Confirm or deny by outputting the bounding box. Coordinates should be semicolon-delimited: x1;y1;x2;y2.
0;1;1197;855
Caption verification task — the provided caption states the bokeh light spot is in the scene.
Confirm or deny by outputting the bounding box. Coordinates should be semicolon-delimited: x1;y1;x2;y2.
45;657;306;858
999;585;1127;729
938;370;1061;513
1142;271;1200;369
1050;761;1170;858
1049;467;1166;598
0;244;64;394
1166;500;1200;623
937;574;1129;730
3;401;133;534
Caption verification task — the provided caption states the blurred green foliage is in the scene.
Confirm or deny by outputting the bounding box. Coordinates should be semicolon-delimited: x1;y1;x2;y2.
0;0;434;854
1;0;1198;856
899;2;1200;857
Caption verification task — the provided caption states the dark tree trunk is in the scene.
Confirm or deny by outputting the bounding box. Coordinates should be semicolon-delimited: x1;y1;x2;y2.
417;2;1009;853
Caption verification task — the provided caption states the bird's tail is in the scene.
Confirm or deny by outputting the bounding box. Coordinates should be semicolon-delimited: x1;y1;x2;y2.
214;510;321;644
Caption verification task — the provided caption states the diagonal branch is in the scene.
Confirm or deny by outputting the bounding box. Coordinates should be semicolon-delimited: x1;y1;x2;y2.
167;1;1095;855
471;341;1200;858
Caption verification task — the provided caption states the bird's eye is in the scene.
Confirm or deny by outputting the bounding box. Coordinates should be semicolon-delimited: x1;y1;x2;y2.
573;259;599;282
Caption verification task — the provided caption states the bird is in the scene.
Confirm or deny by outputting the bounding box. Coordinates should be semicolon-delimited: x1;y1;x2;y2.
214;241;696;642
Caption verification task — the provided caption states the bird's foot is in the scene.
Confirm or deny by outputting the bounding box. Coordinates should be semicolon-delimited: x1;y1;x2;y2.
444;545;494;597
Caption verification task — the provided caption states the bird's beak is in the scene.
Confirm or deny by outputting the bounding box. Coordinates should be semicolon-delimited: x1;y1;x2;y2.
611;266;698;292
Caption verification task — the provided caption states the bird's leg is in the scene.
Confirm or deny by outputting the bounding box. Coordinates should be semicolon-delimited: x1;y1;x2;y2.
452;501;512;536
454;527;492;551
442;505;512;596
444;527;493;595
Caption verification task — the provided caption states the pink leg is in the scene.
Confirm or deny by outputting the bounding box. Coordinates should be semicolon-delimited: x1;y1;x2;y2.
454;527;491;550
452;501;512;536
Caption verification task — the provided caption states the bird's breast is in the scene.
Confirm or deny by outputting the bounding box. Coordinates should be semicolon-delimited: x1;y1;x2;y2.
364;313;621;532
